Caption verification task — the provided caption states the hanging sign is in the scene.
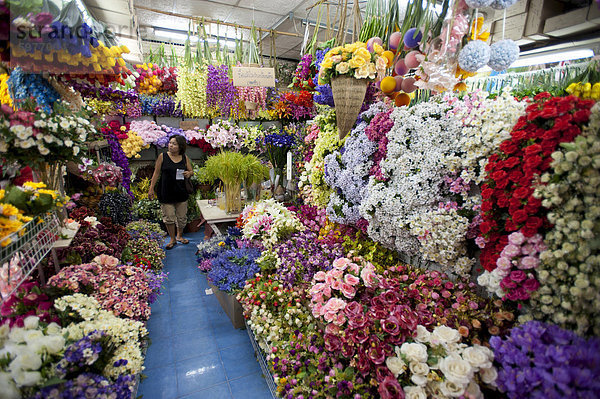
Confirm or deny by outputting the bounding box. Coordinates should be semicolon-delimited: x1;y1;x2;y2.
232;67;276;87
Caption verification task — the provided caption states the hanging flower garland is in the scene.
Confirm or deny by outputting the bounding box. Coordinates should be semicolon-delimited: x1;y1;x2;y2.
206;64;238;119
176;65;207;118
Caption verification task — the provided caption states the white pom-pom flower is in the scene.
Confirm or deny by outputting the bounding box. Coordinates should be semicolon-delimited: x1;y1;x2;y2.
490;0;519;10
466;0;494;7
459;41;491;72
488;40;520;71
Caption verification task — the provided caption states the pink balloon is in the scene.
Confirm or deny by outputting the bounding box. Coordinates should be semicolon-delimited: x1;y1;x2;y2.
405;51;421;69
367;37;382;52
401;77;417;93
394;76;404;92
394;59;408;76
389;32;402;50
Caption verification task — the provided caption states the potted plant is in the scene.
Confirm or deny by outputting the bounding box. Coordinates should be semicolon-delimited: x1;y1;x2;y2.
199;152;269;213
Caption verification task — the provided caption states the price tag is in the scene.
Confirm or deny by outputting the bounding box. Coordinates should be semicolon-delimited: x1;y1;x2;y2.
287;151;292;181
176;169;185;180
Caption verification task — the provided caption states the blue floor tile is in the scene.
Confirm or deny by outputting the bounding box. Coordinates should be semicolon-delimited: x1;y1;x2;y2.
178;382;232;399
220;344;261;380
228;372;272;399
137;365;178;399
172;329;218;361
146;315;173;339
212;322;251;350
144;337;174;370
171;311;211;335
170;293;204;308
175;352;227;396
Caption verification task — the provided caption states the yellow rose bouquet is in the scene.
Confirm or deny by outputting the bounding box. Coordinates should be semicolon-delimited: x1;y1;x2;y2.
317;41;385;85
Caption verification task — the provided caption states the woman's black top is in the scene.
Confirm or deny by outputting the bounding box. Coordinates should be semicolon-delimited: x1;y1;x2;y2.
157;153;189;204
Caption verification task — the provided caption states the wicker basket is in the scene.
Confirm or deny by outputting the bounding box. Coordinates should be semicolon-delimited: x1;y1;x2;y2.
331;75;368;139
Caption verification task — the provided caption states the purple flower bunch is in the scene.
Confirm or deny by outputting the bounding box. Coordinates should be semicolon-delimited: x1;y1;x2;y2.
313;48;335;106
207;64;237;118
264;130;295;170
71;81;140;116
146;270;168;304
31;373;134;399
207;247;262;293
156;126;187;147
101;126;133;197
490;320;600;399
273;230;344;287
139;94;183;117
56;330;107;378
364;107;394;181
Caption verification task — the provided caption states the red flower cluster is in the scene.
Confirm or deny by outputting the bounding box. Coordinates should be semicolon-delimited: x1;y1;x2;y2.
101;120;130;140
188;137;218;156
0;280;59;327
284;91;314;108
479;93;595;271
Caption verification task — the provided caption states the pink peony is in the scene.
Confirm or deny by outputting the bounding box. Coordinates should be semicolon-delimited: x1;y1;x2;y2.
521;244;536;256
519;256;539;270
523;278;540;292
344;273;360;286
496;256;512;270
510;270;527;283
502;244;521;258
332;257;351;270
314;271;326;281
340;282;356;299
508;231;526;246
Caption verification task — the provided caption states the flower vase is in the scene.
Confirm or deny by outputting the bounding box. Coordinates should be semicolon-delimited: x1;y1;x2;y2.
271;168;286;199
225;181;242;214
330;75;368;139
245;181;262;202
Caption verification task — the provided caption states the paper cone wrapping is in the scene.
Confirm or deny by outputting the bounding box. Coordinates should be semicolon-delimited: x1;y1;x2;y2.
331;75;368;139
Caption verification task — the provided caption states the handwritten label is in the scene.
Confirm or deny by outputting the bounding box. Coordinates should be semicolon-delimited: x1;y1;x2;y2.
287;151;292;181
180;120;200;130
232;67;276;87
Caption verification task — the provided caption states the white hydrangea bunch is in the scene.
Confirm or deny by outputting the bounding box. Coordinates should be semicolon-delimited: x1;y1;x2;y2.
360;101;464;261
0;316;65;398
55;294;148;377
452;88;526;184
523;103;600;336
410;208;475;277
384;325;497;399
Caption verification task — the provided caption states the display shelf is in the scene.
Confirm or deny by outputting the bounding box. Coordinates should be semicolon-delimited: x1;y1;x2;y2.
0;212;61;301
245;318;279;399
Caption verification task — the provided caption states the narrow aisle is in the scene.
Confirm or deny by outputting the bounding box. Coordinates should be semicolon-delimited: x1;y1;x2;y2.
138;228;272;399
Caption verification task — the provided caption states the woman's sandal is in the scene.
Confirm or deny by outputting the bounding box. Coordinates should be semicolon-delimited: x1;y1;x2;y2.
176;238;189;244
166;242;176;250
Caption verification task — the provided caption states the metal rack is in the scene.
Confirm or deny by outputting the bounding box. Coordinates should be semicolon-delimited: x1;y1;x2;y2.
245;318;279;399
0;212;61;301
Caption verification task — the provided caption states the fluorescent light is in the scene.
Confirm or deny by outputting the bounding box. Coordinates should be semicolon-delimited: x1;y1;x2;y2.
511;48;594;68
153;28;198;42
479;48;594;72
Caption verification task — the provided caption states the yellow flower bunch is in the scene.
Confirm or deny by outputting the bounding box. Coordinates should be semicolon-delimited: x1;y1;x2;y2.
0;74;12;107
11;43;128;73
318;41;384;85
88;99;119;115
120;130;149;158
0;203;33;247
469;17;490;42
134;63;163;95
566;82;600;100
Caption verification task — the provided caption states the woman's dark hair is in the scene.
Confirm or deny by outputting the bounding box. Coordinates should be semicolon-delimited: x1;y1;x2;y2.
170;134;187;155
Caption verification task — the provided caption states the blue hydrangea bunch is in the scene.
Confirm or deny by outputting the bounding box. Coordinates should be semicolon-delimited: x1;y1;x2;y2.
207;247;262;293
459;40;491;72
488;39;520;71
7;67;60;112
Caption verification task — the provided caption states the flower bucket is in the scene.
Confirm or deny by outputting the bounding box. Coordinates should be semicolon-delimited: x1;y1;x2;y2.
330;75;368;139
208;282;245;329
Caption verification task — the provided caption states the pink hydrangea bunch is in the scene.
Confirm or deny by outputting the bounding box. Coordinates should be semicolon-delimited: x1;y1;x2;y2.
129;120;166;146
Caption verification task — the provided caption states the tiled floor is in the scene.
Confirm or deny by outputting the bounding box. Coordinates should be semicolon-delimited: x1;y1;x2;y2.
138;229;272;399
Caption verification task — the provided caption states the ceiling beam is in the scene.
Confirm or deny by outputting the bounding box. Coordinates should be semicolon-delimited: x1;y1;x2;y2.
135;5;302;37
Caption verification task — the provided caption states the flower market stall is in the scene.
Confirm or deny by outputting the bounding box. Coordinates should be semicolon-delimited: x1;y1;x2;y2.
1;0;600;397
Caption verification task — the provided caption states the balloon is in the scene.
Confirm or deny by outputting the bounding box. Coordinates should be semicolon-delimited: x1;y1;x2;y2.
389;32;403;51
394;76;404;92
403;28;422;48
367;37;382;52
395;92;411;107
394;59;408;76
401;77;417;93
405;51;421;69
380;76;397;94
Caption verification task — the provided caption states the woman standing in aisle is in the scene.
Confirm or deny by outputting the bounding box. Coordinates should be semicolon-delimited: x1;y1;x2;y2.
148;135;193;249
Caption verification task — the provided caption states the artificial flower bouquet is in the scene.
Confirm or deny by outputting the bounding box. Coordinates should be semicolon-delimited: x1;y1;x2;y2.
203;119;246;151
317;41;385;85
239;199;305;247
2;182;69;216
0;279;59;328
207;245;262;294
196;227;244;272
78;159;123;188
